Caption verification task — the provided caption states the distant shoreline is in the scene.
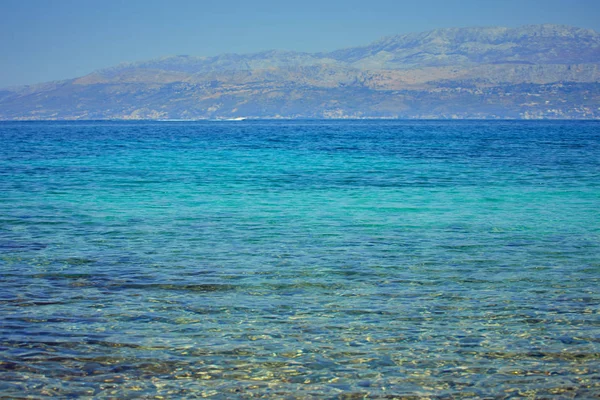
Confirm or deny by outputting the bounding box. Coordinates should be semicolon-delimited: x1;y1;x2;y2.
1;117;600;122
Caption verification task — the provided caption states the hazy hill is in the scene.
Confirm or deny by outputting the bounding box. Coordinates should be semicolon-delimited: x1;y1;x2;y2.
1;24;599;120
329;25;600;66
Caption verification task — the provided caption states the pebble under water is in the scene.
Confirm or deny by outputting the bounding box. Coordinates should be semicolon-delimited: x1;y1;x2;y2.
0;120;599;398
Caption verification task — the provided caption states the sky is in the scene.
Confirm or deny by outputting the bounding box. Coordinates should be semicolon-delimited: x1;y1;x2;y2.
1;0;599;88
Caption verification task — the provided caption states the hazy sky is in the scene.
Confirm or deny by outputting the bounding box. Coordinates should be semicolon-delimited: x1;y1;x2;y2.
1;0;599;87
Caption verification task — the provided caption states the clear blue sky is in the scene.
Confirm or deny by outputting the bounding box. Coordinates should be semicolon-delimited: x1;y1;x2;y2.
1;0;599;88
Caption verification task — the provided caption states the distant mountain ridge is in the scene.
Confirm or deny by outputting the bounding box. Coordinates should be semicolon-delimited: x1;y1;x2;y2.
2;24;599;120
331;25;600;66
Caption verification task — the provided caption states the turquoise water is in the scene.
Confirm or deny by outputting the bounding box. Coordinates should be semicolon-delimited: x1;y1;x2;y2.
0;120;599;398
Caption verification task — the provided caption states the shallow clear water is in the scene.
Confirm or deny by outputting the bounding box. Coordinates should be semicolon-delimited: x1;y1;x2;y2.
0;120;599;398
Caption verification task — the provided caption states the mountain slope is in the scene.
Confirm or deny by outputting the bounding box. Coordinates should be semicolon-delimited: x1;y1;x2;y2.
1;24;599;120
329;25;600;67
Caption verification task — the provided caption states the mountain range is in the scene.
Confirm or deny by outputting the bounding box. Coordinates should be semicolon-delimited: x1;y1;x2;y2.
1;24;599;120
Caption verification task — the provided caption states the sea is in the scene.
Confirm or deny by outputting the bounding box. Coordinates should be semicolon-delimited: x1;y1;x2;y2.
0;120;598;398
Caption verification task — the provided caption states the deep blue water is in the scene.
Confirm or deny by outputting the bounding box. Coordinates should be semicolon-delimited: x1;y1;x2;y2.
0;120;599;398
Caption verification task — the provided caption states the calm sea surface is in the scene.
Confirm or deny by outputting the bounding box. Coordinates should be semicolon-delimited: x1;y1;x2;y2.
0;120;599;398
